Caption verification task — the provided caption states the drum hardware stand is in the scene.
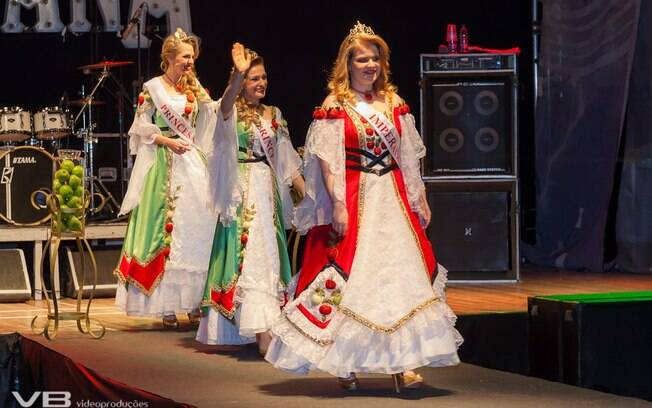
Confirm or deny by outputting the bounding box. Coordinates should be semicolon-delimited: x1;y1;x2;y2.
31;152;107;340
73;68;109;216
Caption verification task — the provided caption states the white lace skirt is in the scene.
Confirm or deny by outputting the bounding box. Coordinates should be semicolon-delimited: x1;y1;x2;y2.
196;162;284;344
116;150;215;317
266;171;463;377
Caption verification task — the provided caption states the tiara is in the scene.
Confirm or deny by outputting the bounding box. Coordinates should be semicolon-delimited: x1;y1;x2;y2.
173;28;189;40
347;21;375;42
246;48;259;60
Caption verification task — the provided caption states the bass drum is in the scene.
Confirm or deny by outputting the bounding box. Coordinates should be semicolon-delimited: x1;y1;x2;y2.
0;146;53;225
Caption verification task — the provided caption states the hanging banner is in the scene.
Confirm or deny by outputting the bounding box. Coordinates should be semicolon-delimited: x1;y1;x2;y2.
0;0;192;48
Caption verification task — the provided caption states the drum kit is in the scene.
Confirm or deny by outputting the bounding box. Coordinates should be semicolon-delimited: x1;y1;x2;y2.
0;60;132;226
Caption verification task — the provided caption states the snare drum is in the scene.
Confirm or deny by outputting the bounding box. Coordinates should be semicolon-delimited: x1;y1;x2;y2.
0;146;53;225
34;107;70;140
0;107;32;142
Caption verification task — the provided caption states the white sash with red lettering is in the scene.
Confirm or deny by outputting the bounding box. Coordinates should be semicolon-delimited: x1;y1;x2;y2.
146;77;201;151
349;100;401;166
251;119;277;173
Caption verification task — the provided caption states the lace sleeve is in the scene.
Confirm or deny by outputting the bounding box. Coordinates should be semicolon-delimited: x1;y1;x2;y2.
399;113;426;211
206;100;242;224
294;118;345;234
273;107;302;185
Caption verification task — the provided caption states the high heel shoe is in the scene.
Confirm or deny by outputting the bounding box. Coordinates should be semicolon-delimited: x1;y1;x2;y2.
337;373;359;391
401;371;424;390
391;371;424;393
162;315;179;328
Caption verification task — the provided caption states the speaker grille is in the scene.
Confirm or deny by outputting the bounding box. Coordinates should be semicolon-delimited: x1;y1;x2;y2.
422;76;514;176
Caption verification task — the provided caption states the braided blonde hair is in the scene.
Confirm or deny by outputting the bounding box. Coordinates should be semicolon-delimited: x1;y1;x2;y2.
160;29;210;102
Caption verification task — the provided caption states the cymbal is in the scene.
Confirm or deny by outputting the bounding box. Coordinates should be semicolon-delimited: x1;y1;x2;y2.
68;98;106;107
77;60;133;71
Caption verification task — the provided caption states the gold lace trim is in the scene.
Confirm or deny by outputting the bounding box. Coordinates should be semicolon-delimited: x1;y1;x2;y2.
338;296;441;333
391;174;430;280
284;314;334;347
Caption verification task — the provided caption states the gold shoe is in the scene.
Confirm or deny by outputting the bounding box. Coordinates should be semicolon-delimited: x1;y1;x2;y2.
162;315;179;328
402;371;424;389
187;309;201;325
338;373;359;391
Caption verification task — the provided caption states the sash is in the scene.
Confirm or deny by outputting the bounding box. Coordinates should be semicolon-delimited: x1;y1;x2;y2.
349;101;401;166
145;77;201;152
252;119;277;169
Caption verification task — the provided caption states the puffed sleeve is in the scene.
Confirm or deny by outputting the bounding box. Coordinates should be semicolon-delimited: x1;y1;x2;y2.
128;88;160;154
293;108;346;234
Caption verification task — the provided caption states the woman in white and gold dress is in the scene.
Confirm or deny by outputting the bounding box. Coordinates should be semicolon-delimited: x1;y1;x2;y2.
265;22;462;392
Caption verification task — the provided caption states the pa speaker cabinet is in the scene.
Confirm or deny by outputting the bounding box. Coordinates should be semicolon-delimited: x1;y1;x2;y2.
0;249;31;301
425;178;519;281
64;244;120;298
529;293;652;401
420;54;518;177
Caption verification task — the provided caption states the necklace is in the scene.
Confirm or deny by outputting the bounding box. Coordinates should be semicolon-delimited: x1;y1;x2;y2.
351;86;374;102
164;72;183;91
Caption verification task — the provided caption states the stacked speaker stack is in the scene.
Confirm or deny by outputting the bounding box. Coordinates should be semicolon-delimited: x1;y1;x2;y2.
420;53;520;281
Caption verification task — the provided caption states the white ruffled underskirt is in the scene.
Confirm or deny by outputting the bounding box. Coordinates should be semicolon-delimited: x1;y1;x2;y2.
115;268;206;317
265;270;462;377
196;162;286;344
116;145;214;317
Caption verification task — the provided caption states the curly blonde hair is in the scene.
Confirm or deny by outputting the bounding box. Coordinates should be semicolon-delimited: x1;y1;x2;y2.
327;31;397;103
160;30;210;102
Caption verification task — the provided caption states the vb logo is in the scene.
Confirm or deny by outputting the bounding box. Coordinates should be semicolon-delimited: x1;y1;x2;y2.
12;391;71;407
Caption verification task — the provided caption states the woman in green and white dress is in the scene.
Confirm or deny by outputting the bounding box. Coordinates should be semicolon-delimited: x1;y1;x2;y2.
197;44;304;353
114;29;217;328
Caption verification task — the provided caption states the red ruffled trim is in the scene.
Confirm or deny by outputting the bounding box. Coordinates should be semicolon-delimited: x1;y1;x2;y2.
312;106;346;120
396;103;411;116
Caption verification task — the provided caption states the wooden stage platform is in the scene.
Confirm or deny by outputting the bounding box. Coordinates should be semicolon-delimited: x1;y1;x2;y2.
2;267;652;334
5;267;652;407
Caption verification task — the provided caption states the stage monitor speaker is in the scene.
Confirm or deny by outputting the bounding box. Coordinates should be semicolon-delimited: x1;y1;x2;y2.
529;293;652;401
420;54;518;177
0;249;31;302
425;179;519;281
93;133;130;212
63;245;120;298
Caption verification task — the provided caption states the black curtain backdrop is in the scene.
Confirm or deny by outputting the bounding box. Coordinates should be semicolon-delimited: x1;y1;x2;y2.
523;0;645;272
614;0;652;273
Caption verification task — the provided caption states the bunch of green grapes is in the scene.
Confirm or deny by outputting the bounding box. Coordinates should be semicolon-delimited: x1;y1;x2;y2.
52;159;84;232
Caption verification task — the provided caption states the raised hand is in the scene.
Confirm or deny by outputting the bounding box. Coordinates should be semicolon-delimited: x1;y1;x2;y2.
232;42;252;74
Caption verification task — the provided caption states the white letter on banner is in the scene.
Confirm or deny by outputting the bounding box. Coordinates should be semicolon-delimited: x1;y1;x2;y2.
121;0;192;49
2;0;65;33
69;0;121;33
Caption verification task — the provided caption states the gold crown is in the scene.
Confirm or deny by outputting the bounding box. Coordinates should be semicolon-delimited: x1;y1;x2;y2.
347;21;375;42
173;27;189;40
